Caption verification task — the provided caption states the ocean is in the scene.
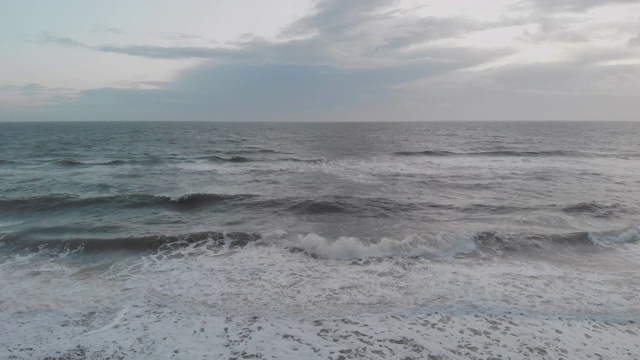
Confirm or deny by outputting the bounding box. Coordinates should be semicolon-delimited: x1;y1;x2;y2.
1;121;639;359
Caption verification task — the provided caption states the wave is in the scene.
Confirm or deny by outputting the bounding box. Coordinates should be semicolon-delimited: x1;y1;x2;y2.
279;227;639;259
201;155;325;164
3;227;637;260
0;159;15;165
283;196;428;216
394;150;454;156
226;149;284;155
168;193;257;207
561;202;625;217
281;157;326;164
476;228;640;251
3;231;261;254
0;193;258;212
394;150;582;157
203;155;254;163
588;228;640;245
51;159;129;166
294;233;477;260
2;193;629;221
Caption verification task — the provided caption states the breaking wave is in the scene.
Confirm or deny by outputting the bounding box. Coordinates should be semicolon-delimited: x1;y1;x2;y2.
588;228;640;245
294;233;477;260
2;226;638;260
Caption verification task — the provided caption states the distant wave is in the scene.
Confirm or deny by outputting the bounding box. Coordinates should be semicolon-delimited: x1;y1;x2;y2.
394;150;583;157
1;194;629;220
281;157;326;164
561;202;625;217
202;155;325;163
283;196;428;216
0;159;15;165
51;159;129;166
226;149;285;155
168;193;258;207
52;159;85;166
394;150;454;156
0;193;258;212
203;155;254;163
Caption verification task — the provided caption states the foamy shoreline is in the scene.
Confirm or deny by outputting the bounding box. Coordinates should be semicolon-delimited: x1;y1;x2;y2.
2;308;638;359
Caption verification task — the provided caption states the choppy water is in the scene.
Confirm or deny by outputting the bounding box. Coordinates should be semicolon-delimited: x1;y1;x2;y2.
1;121;639;359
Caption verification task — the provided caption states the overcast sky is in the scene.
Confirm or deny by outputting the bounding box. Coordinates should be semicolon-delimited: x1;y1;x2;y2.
1;0;640;121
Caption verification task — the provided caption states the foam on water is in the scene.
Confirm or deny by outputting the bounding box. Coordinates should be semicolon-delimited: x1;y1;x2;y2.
1;240;639;358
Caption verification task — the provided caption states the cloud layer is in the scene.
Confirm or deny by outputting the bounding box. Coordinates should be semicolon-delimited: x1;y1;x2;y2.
2;0;640;121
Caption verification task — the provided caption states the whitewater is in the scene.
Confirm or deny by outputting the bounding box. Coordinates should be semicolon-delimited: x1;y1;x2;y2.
1;121;639;359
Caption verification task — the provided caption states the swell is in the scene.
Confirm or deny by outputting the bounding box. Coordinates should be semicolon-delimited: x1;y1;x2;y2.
281;157;326;164
561;202;625;217
3;231;261;255
51;159;135;166
0;193;258;212
0;194;629;219
201;155;324;163
51;156;324;165
394;150;583;157
202;155;253;163
476;228;640;252
225;149;287;155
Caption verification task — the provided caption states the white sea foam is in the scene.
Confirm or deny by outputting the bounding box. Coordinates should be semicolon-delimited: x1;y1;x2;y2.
1;242;639;359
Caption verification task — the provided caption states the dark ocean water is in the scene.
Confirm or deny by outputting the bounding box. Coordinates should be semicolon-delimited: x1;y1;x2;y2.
1;121;639;256
1;121;639;358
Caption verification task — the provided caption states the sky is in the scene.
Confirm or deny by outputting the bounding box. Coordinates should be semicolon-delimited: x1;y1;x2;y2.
1;0;640;122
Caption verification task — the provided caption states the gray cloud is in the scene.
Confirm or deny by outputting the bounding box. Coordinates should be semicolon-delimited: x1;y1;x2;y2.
520;15;590;43
11;60;462;121
157;32;203;41
19;0;516;121
34;0;502;69
14;0;640;122
1;83;77;98
34;32;87;47
96;44;248;60
524;0;640;12
394;60;640;121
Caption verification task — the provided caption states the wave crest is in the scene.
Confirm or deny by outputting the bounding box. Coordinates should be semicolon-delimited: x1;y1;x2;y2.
295;233;477;260
588;228;640;245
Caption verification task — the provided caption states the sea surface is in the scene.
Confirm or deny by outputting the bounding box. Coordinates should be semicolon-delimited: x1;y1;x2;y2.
1;121;639;359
